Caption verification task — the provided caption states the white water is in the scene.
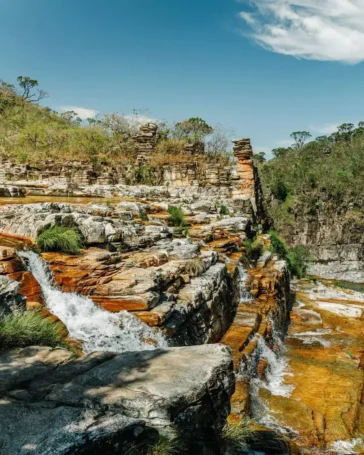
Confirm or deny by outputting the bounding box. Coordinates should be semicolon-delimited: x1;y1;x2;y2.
331;439;364;455
239;321;295;433
237;264;252;303
19;251;168;354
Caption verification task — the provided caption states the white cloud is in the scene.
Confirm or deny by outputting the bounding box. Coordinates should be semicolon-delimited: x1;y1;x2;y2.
60;106;99;120
240;0;364;63
276;139;293;147
310;123;339;135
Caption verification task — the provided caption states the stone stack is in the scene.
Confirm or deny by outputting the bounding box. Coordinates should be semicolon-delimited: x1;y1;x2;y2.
135;123;158;163
232;138;255;198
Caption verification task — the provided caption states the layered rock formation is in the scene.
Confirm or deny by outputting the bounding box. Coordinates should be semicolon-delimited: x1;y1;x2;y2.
135;122;158;163
282;200;364;283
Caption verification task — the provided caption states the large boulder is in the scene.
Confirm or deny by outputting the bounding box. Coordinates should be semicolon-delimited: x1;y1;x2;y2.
0;345;234;454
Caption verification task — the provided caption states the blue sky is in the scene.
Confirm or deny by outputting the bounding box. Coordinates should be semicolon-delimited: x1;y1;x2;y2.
2;0;364;156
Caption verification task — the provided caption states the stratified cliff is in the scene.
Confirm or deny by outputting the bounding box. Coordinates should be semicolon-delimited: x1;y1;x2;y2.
259;129;364;282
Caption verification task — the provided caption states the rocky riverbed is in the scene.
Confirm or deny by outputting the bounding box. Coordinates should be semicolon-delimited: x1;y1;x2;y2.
0;183;363;454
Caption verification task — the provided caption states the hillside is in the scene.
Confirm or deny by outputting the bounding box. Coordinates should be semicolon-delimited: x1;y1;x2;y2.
258;126;364;281
0;77;232;168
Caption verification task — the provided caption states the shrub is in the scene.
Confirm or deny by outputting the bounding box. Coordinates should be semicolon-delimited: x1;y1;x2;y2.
36;225;82;254
268;230;288;256
167;206;186;227
244;237;264;263
287;245;311;278
0;310;64;348
185;257;205;277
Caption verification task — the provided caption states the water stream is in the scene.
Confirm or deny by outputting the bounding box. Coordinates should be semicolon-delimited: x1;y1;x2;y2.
19;251;168;354
239;321;295;435
237;263;253;303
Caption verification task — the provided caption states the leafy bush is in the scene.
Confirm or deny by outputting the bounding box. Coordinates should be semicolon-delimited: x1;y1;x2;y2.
37;226;82;254
0;310;64;348
244;237;265;263
167;206;186;227
268;230;288;256
185;257;205;277
287;245;311;278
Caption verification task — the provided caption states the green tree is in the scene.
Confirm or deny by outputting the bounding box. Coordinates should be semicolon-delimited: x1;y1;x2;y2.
175;117;213;142
61;110;82;125
336;123;355;143
252;152;266;164
272;147;291;158
17;76;48;103
290;131;312;151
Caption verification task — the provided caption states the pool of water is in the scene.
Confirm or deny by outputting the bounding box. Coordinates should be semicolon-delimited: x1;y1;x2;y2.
0;195;122;205
335;281;364;293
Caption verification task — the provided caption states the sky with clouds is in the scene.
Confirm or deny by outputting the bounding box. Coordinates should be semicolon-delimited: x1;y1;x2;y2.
2;0;364;157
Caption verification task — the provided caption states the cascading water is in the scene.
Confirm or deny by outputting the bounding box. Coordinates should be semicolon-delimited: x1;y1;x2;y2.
19;251;168;354
239;321;295;433
237;264;252;303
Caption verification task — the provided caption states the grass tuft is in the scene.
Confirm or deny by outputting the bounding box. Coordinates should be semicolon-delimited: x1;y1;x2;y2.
220;420;253;453
0;310;64;348
36;225;82;254
167;206;186;227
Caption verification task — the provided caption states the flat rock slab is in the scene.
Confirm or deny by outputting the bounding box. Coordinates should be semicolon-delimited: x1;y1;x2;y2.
0;344;234;453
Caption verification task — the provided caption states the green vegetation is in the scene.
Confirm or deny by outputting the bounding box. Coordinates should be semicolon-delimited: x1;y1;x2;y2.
268;230;311;278
258;122;364;232
244;237;265;263
217;203;230;216
124;164;161;186
0;310;64;349
244;231;310;278
0;76;233;167
167;206;186;227
220;420;254;453
124;435;183;455
287;245;311;279
36;226;82;254
268;230;288;256
185;257;206;277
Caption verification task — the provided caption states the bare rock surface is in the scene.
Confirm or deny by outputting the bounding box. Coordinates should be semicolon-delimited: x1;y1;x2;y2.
0;344;234;454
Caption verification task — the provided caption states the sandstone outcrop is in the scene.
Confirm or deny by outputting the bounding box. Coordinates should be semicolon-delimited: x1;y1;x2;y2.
135;122;158;163
0;344;234;454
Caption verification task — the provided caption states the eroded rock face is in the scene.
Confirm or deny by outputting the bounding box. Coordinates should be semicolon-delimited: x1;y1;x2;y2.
0;245;43;304
0;275;26;319
276;199;364;283
0;344;234;454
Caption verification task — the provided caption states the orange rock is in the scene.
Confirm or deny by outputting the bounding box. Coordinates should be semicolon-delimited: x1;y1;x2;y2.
26;301;42;310
8;271;43;303
92;295;150;312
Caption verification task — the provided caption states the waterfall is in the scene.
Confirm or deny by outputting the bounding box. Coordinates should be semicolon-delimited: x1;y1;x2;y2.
239;321;295;433
19;251;168;354
237;264;252;303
